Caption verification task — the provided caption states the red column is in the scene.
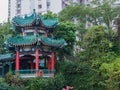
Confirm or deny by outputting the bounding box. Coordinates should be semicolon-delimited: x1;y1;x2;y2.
48;57;51;72
36;48;39;76
51;52;54;77
16;51;20;71
45;33;48;37
30;62;34;69
22;32;25;36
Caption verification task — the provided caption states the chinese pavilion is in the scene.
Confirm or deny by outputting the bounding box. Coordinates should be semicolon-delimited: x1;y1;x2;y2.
0;11;65;78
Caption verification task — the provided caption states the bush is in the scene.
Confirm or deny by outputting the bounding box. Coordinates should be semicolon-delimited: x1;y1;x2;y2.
0;82;11;90
5;71;23;89
57;61;84;89
57;60;105;90
0;79;20;90
23;73;66;90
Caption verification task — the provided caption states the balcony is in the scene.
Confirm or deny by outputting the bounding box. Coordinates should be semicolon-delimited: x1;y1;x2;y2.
15;69;55;78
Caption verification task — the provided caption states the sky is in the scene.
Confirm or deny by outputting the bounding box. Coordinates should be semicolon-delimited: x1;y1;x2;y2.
0;0;8;23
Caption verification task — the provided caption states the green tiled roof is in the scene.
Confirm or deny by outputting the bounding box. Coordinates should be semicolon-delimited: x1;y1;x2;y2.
41;37;65;47
12;13;58;27
8;35;38;46
40;16;58;27
7;35;65;47
0;54;15;61
12;14;37;26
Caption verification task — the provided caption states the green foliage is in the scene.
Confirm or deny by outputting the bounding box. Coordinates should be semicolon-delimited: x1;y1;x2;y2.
0;73;66;90
99;57;120;90
5;71;24;88
59;0;120;29
43;11;58;19
59;4;88;41
88;0;120;28
54;22;76;58
112;41;120;55
0;82;21;90
57;51;119;90
0;82;12;90
75;26;119;90
59;4;88;23
0;22;15;53
57;1;120;89
23;73;66;90
81;26;116;59
57;60;100;90
0;77;20;90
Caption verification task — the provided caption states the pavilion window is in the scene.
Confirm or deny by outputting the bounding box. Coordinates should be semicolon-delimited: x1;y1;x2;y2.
25;30;35;36
26;32;34;36
37;30;45;36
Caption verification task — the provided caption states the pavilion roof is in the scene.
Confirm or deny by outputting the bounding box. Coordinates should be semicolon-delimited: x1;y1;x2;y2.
41;37;65;47
8;35;38;46
0;54;15;62
12;13;58;27
40;16;58;27
7;35;65;47
12;13;37;26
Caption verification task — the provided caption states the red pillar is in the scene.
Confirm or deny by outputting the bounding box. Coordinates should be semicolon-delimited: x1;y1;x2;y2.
30;62;34;69
36;48;39;76
16;51;20;71
22;32;25;36
51;52;54;77
48;57;51;72
45;33;48;37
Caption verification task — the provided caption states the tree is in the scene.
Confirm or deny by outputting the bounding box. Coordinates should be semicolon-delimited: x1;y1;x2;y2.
81;26;116;60
54;22;76;60
59;0;120;41
89;0;120;29
0;22;14;53
42;11;58;19
59;4;88;33
99;57;120;90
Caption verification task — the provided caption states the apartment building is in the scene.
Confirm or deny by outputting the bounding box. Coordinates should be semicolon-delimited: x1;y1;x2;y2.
8;0;92;20
8;0;63;20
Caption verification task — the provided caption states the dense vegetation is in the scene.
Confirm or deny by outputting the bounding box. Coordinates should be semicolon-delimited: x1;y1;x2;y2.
0;72;66;90
56;0;120;90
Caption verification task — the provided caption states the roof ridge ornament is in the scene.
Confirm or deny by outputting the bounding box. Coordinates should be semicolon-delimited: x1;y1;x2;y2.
33;9;36;17
33;9;36;13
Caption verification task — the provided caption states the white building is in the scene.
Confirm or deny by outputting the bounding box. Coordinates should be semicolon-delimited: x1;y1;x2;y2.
8;0;63;20
8;0;92;20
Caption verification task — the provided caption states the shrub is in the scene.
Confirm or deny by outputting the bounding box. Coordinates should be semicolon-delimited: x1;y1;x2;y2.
5;71;24;88
0;79;20;90
23;73;66;90
0;82;11;90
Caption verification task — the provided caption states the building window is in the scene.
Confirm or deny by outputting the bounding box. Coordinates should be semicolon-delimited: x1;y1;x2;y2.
17;10;21;14
38;4;42;9
17;0;21;2
47;2;50;6
17;4;21;8
47;2;50;9
8;0;11;4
